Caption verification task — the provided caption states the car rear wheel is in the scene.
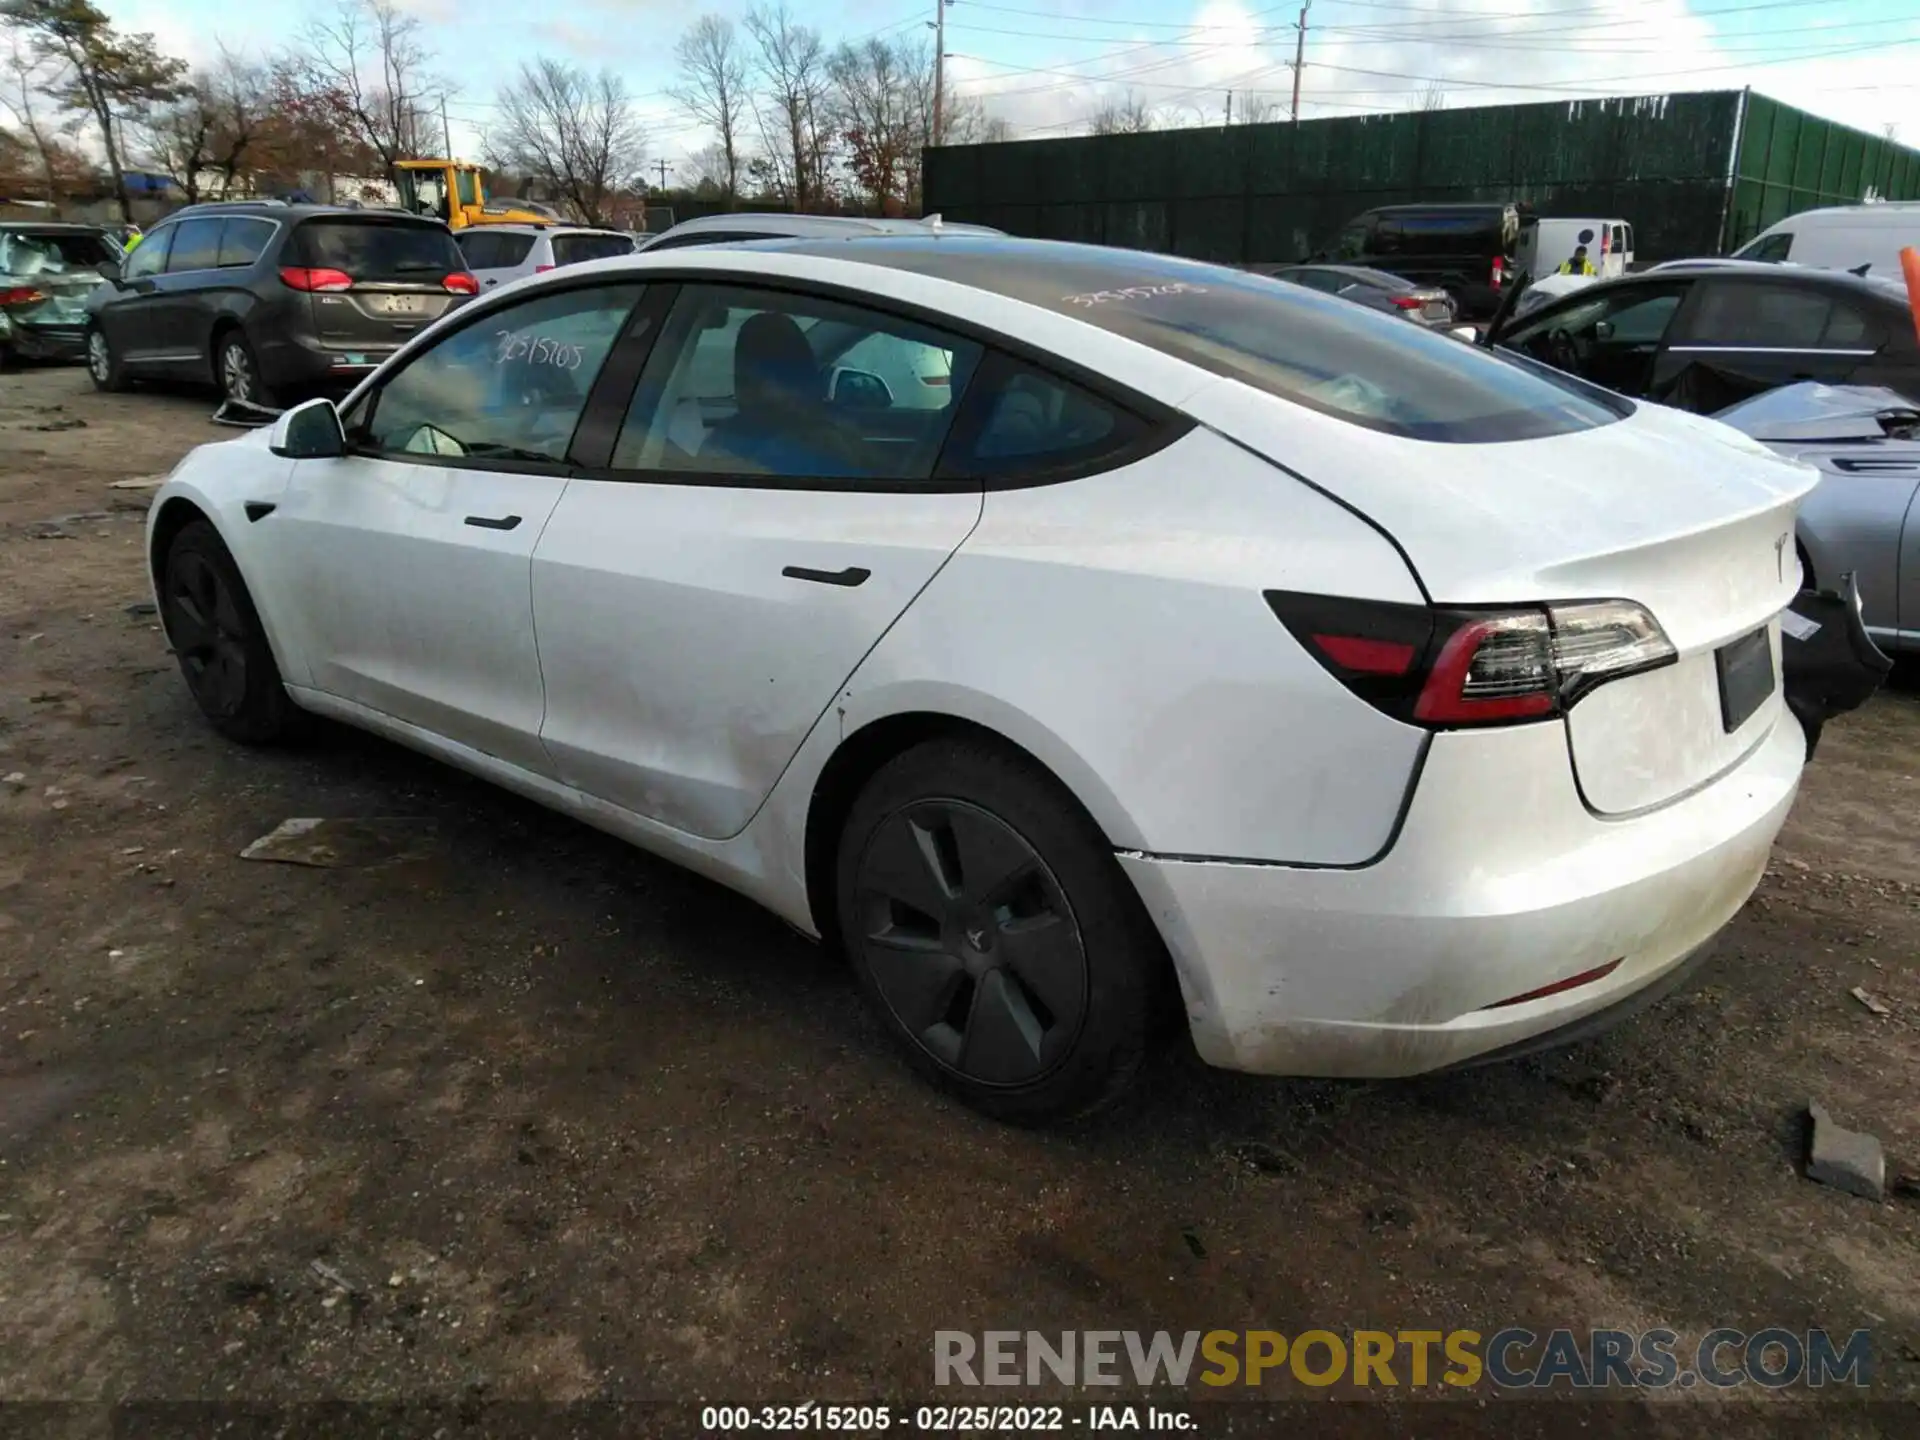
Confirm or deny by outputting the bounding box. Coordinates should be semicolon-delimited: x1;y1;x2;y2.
835;737;1168;1125
86;325;126;392
216;331;276;408
161;519;301;744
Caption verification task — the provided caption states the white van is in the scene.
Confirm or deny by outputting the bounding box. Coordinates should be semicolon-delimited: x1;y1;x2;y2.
1517;217;1634;279
1731;202;1920;279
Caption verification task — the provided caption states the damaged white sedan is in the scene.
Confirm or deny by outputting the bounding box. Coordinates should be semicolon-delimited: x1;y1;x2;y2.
142;235;1867;1122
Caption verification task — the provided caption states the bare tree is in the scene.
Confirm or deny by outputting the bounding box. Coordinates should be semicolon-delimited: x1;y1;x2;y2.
1088;90;1156;136
1;32;68;203
1885;122;1900;143
670;15;747;205
1235;95;1281;126
135;53;270;202
298;0;441;177
745;4;831;210
831;34;922;212
1416;81;1446;113
939;92;1011;146
2;0;187;220
485;58;646;226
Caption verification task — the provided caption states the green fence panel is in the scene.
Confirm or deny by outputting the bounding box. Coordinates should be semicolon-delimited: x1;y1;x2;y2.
1170;197;1247;261
1172;126;1249;200
1104;200;1169;252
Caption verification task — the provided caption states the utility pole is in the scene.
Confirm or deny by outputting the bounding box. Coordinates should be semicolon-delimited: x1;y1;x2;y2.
654;159;672;190
1289;0;1310;125
931;0;948;147
440;96;454;159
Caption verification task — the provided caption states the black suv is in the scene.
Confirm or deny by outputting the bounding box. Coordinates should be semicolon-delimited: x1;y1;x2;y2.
85;202;476;405
1325;201;1532;320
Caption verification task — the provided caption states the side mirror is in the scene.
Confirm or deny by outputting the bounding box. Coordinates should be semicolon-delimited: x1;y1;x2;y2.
830;367;894;411
95;258;122;283
269;398;346;459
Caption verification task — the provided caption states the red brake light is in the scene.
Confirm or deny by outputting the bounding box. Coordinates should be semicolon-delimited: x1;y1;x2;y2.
1491;256;1505;286
279;266;353;292
1265;592;1676;730
534;263;555;273
0;285;48;306
443;272;479;294
1390;295;1424;310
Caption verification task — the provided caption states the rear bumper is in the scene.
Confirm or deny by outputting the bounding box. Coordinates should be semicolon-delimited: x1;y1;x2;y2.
1;317;87;360
255;330;402;391
1120;710;1804;1078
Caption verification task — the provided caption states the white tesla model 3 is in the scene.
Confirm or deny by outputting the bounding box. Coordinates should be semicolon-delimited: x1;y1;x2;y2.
145;235;1817;1123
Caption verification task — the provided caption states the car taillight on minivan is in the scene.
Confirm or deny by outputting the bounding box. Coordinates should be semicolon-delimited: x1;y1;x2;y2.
443;272;479;294
280;266;353;292
1265;591;1676;728
1490;256;1505;287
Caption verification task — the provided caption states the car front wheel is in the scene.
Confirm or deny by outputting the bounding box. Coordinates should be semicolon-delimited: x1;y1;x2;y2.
835;737;1169;1125
86;325;126;392
160;518;301;744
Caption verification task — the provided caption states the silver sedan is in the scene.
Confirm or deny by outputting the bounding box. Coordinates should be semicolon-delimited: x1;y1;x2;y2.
1716;383;1920;654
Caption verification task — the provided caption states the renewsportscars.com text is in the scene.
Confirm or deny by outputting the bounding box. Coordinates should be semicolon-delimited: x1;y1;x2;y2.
933;1328;1873;1390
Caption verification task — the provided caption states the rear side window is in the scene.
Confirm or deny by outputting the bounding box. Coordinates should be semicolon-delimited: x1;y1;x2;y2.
553;233;635;266
458;231;502;268
294;220;463;281
1676;282;1840;348
217;217;273;268
938;356;1147;480
165;218;224;273
0;228;115;272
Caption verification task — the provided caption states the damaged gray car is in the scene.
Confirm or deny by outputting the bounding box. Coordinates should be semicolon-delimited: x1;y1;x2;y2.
0;222;117;365
1717;382;1919;659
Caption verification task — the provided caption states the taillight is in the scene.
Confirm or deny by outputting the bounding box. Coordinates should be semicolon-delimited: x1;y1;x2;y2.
1490;256;1505;286
1265;592;1676;729
0;286;49;306
1390;295;1424;310
534;263;555;273
443;272;479;294
279;266;353;292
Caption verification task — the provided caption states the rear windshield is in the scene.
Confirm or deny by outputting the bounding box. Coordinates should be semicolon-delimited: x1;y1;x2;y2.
832;240;1620;443
293;220;463;280
553;232;634;266
0;229;114;274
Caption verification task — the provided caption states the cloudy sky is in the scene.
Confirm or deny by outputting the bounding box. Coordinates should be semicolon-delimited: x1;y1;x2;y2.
99;0;1918;176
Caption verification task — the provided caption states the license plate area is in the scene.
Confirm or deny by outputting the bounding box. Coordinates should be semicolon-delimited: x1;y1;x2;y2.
368;293;427;315
1715;625;1775;733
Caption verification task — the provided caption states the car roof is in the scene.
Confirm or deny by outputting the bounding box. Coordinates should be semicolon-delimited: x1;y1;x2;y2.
1575;259;1898;294
652;212;1003;240
0;221;108;233
157;202;442;224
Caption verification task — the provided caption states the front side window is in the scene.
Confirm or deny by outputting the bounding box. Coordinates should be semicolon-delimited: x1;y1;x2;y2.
165;218;224;273
346;283;643;465
123;226;172;279
455;170;480;208
1503;284;1688;352
611;284;982;482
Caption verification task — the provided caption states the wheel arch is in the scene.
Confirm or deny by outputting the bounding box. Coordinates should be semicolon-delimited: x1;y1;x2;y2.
148;493;300;684
800;707;1142;958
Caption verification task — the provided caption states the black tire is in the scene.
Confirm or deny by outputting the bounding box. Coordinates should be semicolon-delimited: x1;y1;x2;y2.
214;329;277;408
85;324;126;392
160;519;301;745
835;737;1169;1125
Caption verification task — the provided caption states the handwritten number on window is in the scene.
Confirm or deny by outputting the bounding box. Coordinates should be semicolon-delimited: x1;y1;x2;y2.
494;329;586;369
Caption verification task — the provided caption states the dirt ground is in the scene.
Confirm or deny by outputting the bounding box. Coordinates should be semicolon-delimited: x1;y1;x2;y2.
1;362;1917;1436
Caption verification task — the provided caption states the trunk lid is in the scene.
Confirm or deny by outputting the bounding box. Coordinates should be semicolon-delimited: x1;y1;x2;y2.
1187;380;1818;812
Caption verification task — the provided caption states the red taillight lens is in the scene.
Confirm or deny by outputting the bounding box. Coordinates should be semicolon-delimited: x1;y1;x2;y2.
1265;592;1676;729
279;266;353;292
1482;958;1623;1009
443;272;479;294
1491;257;1505;286
1390;295;1424;310
0;285;49;306
534;263;555;273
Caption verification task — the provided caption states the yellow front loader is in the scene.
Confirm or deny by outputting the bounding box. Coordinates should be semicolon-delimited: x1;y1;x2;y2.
392;160;559;230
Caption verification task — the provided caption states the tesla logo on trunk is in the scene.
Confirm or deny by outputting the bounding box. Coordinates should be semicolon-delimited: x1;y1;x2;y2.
1775;534;1790;582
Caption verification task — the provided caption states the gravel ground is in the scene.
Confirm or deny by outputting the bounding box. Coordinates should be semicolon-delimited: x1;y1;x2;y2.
2;363;1917;1436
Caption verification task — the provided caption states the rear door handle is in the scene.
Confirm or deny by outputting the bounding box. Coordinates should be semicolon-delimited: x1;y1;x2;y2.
465;514;522;531
782;565;870;587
